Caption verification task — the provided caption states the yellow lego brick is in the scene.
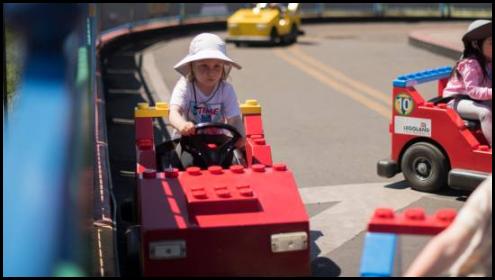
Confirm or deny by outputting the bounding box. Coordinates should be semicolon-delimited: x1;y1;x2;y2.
135;102;169;118
240;99;262;115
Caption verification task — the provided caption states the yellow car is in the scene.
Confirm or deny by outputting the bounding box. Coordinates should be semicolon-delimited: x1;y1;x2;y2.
226;3;303;45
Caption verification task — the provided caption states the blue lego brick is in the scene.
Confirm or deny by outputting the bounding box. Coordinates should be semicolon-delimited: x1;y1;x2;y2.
360;232;397;277
393;66;452;88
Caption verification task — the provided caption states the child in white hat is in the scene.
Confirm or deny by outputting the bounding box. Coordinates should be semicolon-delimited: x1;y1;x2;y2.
443;20;492;146
169;33;245;165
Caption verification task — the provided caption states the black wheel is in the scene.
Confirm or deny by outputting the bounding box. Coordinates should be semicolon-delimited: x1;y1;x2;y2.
234;42;240;47
289;24;298;44
270;27;279;45
401;142;449;192
125;225;141;275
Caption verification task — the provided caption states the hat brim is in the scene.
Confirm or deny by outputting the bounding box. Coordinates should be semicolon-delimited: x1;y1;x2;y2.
462;22;492;43
174;49;242;76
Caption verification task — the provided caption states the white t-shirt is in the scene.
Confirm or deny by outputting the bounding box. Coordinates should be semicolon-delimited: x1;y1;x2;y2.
170;77;241;124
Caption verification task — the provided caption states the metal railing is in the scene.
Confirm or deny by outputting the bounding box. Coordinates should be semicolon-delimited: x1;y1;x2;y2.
96;3;492;33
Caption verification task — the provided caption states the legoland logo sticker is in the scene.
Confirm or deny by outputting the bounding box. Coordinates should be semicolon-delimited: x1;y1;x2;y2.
394;116;431;137
395;93;414;115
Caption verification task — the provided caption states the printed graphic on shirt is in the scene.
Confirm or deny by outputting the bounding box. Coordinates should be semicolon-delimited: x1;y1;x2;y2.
395;93;414;115
394;116;431;137
189;102;224;123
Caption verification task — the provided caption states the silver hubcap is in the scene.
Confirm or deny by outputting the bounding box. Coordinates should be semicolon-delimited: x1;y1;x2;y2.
413;157;432;180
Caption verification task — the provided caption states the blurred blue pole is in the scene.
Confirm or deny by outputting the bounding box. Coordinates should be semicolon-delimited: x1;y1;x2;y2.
3;3;83;276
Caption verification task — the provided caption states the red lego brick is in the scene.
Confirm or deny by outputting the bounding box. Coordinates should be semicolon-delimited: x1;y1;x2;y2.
243;115;264;136
138;164;310;276
135;117;154;142
368;208;457;235
164;168;179;178
184;183;260;216
246;138;273;166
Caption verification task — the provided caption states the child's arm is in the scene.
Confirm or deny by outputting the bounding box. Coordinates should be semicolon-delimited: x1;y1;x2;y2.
405;176;491;276
404;222;475;276
169;104;195;136
459;59;492;100
227;115;245;148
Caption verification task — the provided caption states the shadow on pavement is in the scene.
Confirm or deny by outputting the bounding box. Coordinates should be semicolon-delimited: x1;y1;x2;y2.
310;230;342;277
384;180;470;201
311;257;342;277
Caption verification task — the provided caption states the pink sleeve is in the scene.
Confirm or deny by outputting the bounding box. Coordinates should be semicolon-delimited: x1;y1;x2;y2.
458;59;492;100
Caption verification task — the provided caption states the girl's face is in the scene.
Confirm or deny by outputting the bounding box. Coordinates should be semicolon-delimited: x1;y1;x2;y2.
191;59;224;87
482;36;492;62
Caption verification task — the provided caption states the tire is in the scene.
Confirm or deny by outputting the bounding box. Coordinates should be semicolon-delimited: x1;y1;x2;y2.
125;225;141;275
400;142;449;192
270;27;279;45
289;24;298;44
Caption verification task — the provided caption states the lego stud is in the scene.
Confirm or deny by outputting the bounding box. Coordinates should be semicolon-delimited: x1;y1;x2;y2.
237;185;253;197
273;163;287;171
254;138;266;145
251;134;263;139
424;102;434;107
478;145;490;151
137;102;149;109
208;166;223;175
215;186;231;198
143;168;156;179
252;164;265;172
246;99;258;105
230;165;244;174
191;187;207;199
155;102;168;109
435;209;457;223
374;208;394;219
405;208;425;220
192;190;208;199
186;167;202;176
164;168;179;178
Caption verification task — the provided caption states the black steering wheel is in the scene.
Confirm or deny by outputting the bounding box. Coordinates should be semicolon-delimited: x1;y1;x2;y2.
180;122;241;169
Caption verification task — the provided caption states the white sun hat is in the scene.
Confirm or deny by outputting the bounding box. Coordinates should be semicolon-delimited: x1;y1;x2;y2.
462;19;492;44
174;33;241;77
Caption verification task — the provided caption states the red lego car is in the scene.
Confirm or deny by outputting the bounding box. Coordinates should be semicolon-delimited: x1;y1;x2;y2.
125;100;310;276
377;66;492;192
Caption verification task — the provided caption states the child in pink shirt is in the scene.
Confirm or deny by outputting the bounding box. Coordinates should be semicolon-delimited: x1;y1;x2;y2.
443;20;492;146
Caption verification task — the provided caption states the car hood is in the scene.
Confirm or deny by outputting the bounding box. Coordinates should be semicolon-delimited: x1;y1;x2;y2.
228;8;278;24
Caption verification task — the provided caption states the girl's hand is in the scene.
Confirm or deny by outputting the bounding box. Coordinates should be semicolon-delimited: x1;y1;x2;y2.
180;122;196;136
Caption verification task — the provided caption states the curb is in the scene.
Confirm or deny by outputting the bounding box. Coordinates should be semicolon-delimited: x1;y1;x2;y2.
408;30;462;60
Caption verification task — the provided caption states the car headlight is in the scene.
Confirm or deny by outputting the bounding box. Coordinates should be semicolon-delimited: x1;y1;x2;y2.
271;232;308;253
256;23;268;30
149;240;186;260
